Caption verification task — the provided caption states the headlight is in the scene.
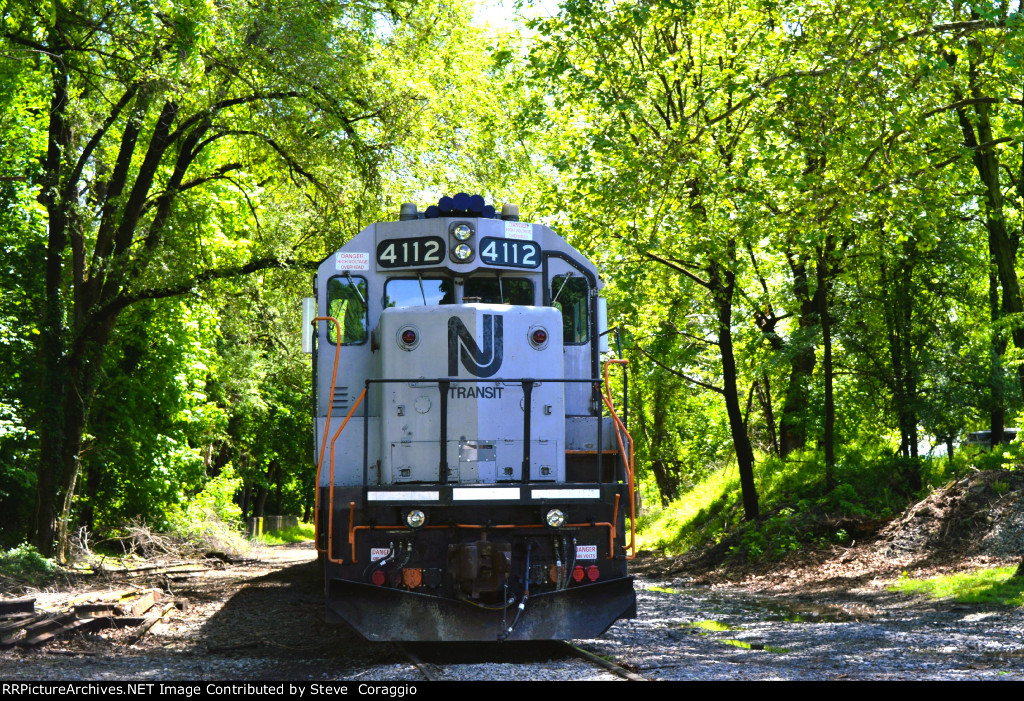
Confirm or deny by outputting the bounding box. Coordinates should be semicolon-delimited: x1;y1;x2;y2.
405;509;426;528
452;224;473;241
453;243;473;261
545;509;566;528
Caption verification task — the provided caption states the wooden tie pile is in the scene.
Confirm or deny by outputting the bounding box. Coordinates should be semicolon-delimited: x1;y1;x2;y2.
0;588;181;650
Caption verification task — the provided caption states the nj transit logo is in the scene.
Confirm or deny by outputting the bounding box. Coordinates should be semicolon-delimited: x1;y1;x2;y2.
448;315;503;378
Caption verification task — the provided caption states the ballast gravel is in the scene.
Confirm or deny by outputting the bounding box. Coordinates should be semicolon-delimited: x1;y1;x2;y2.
2;547;1023;681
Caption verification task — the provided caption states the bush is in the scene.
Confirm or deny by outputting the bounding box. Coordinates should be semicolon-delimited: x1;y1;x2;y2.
161;467;249;557
0;543;57;586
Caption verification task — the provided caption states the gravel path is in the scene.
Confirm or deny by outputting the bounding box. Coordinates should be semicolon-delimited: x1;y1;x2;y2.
585;578;1024;680
1;542;1022;681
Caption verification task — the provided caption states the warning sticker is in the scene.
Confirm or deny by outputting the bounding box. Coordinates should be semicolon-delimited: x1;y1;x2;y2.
575;544;597;560
370;548;390;562
504;221;533;241
336;251;370;271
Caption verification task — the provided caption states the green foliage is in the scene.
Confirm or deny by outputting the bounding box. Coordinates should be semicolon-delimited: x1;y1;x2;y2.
889;566;1024;607
162;467;246;555
0;543;57;586
255;522;316;545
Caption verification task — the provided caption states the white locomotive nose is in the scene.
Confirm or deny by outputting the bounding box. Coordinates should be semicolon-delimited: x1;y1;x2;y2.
313;193;635;641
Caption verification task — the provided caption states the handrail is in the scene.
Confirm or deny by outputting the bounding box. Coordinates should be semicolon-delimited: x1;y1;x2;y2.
325;388;367;563
602;359;636;560
313;315;343;556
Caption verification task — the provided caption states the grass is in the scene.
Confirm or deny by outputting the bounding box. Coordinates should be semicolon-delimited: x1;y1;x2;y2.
647;585;683;594
686;619;737;632
254;522;315;545
889;566;1024;606
682;620;789;653
636;465;742;555
717;639;790;653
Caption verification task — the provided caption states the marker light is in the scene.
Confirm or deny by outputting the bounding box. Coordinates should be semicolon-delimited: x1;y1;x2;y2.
401;329;417;345
453;244;473;261
545;508;566;528
529;326;549;350
405;509;426;528
453;224;473;241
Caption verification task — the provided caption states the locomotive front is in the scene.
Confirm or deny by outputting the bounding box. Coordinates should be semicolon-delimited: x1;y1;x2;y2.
304;195;637;641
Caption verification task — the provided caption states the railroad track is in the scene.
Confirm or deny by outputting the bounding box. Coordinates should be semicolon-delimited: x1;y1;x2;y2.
558;641;648;681
394;641;647;681
395;643;441;681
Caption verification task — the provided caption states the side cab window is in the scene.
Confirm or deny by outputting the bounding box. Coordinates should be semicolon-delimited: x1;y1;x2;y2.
327;276;368;344
551;274;589;344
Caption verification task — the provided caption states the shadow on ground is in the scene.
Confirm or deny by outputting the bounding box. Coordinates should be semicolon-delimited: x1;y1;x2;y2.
188;548;399;679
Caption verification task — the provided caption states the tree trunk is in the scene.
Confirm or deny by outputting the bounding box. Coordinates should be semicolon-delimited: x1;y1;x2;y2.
778;259;820;457
649;381;681;505
754;375;779;458
817;248;836;491
712;262;759;521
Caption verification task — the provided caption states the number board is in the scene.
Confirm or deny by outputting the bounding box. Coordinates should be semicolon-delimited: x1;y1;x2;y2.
479;237;541;269
376;236;445;268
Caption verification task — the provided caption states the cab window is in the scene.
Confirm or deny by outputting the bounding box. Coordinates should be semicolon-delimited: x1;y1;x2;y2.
326;276;368;344
385;278;454;308
463;277;534;305
551;274;589;344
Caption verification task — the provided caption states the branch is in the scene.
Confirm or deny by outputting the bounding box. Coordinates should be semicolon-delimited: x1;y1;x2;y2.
637;346;725;395
220;130;326;190
67;81;140;190
615;236;711;288
176;163;244;194
87;256;321;327
165;92;303;145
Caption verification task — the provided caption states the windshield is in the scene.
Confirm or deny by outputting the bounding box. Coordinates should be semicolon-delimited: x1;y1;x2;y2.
385;277;455;308
463;277;534;305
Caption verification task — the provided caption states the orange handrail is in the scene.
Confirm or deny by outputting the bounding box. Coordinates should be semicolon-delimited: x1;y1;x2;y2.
313;315;342;556
602;359;636;560
325;388;366;562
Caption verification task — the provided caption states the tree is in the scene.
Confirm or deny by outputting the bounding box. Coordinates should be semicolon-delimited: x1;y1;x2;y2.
1;0;485;558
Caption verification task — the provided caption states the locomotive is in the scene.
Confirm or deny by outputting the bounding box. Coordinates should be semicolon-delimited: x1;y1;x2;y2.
302;194;637;641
